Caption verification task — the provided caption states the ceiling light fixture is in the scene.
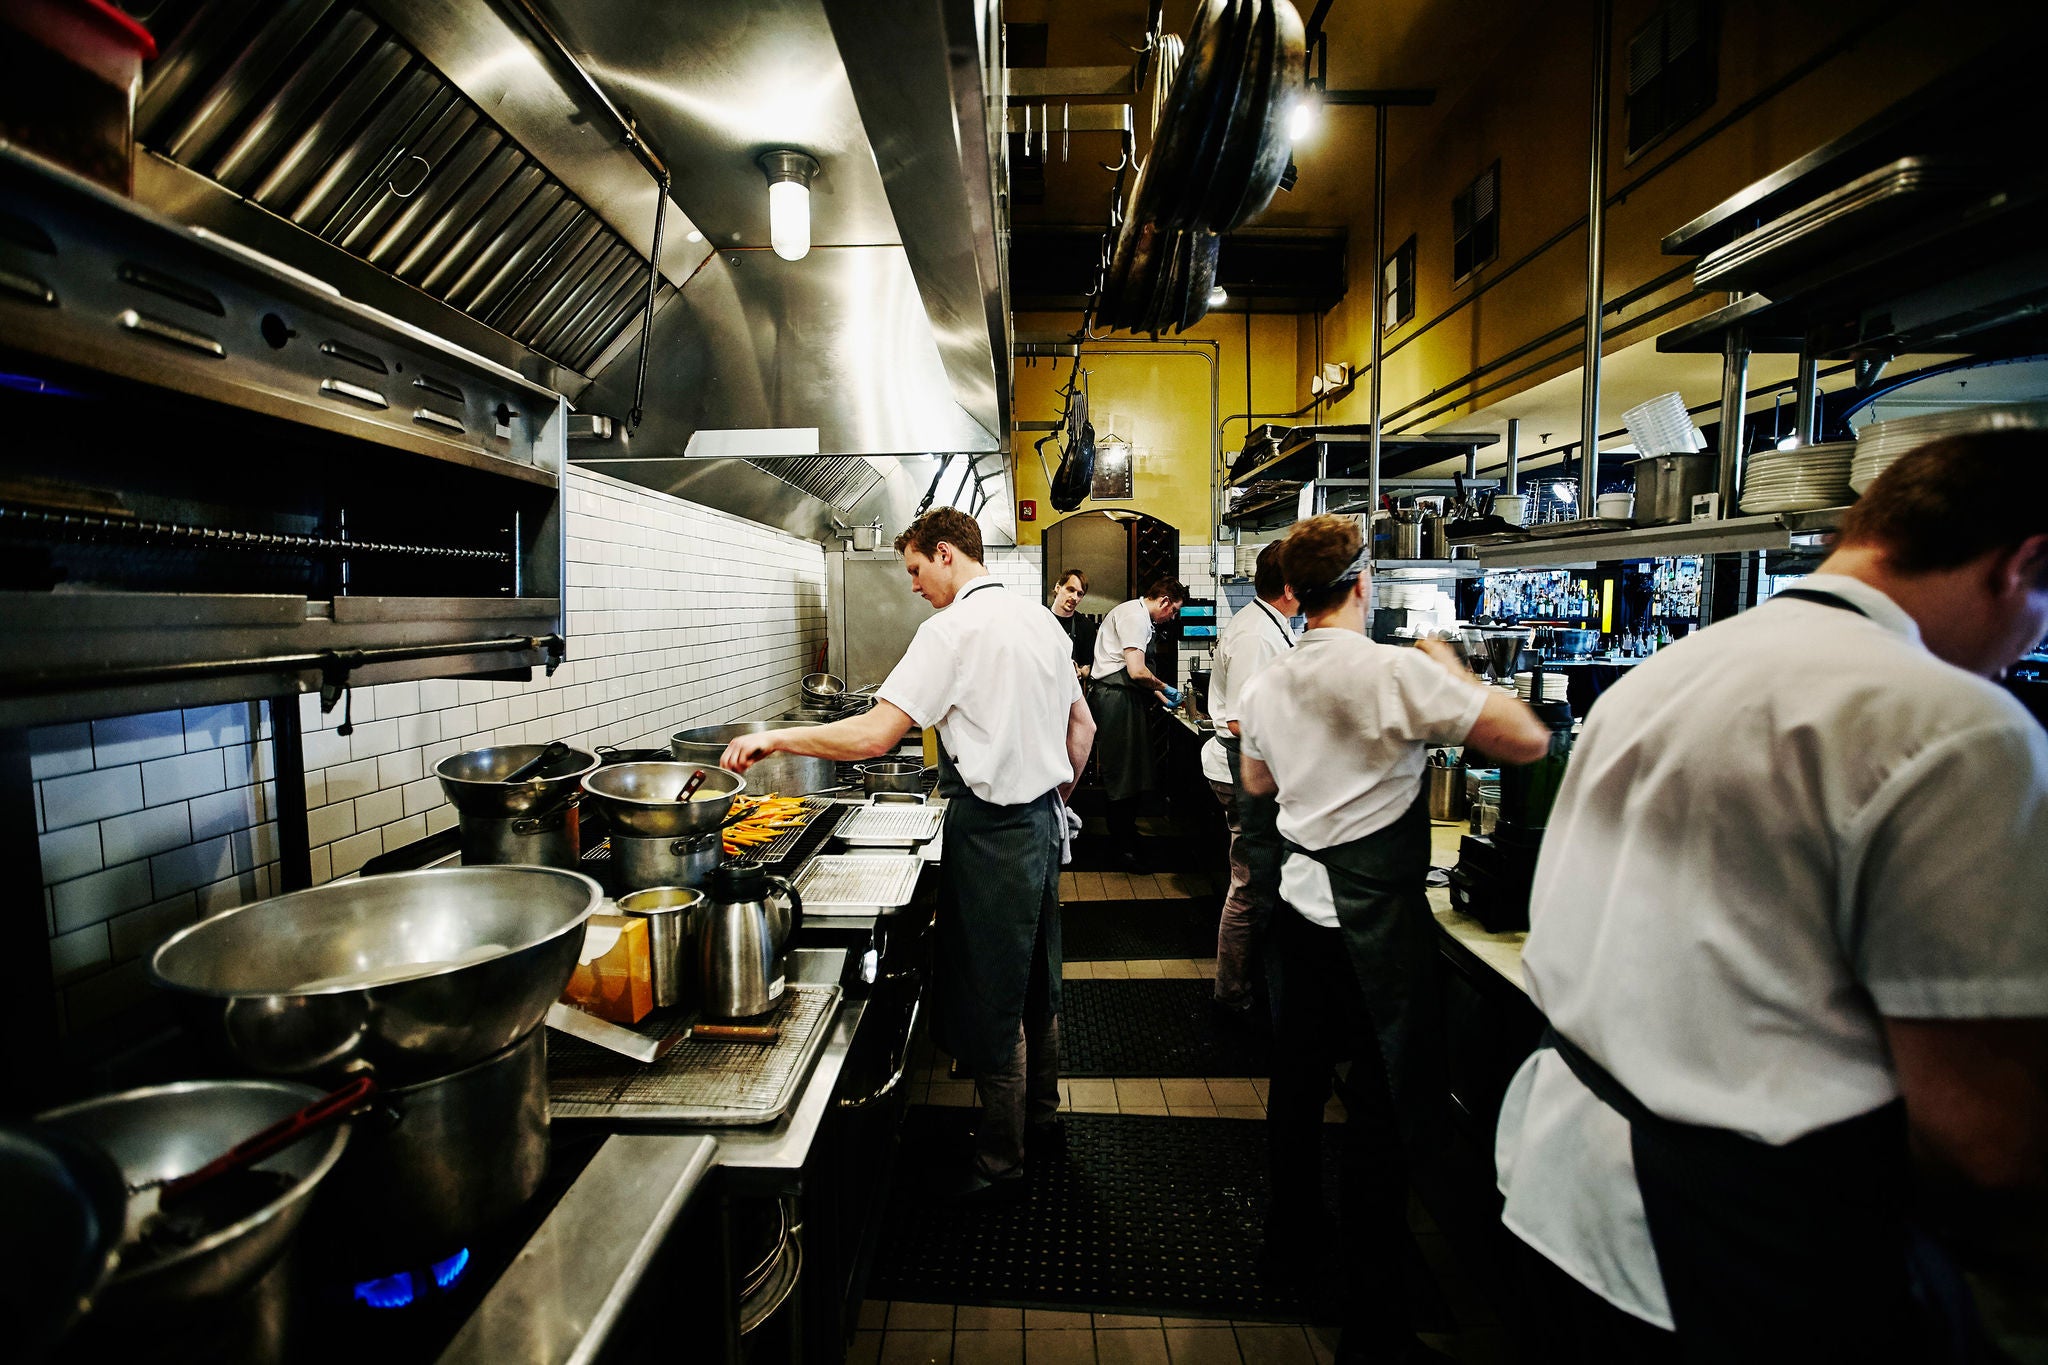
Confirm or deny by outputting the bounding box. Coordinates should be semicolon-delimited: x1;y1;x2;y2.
1207;285;1229;307
758;150;820;261
1287;95;1317;142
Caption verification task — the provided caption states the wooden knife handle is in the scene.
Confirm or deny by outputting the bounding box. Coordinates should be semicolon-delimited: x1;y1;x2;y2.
692;1023;780;1043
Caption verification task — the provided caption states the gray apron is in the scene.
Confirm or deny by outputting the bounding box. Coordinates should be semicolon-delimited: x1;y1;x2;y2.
1089;669;1154;802
930;747;1064;1075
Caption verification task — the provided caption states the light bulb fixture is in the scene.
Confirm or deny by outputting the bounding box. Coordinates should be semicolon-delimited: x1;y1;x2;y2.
1287;94;1318;143
1207;285;1229;307
758;150;819;261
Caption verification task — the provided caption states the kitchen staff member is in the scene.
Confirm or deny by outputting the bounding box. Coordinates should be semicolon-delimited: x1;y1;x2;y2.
1049;566;1095;677
1090;577;1188;869
722;508;1094;1202
1237;514;1547;1362
1198;542;1298;1015
1496;431;2048;1359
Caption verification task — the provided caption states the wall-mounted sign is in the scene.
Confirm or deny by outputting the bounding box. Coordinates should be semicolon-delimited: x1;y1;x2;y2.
1019;499;1037;521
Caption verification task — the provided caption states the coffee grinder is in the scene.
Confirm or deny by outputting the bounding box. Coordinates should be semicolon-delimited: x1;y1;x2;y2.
1449;660;1575;931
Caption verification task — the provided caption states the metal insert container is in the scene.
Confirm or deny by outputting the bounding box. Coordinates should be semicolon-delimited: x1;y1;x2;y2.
671;724;836;797
616;886;709;1009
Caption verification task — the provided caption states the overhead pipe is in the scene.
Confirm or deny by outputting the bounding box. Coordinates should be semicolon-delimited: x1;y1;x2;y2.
1716;330;1750;518
1578;0;1612;515
1051;339;1221;550
1505;417;1521;493
1367;100;1389;519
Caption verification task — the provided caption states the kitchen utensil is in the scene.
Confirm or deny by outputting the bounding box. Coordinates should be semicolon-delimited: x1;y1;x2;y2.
615;885;708;1009
857;758;927;796
609;828;723;895
151;866;603;1084
583;761;747;837
545;1001;679;1064
676;768;708;802
1427;761;1469;821
36;1080;351;1314
1596;492;1635;521
1485;632;1531;682
834;795;945;846
788;853;924;910
1391;520;1424;559
1422;512;1449;559
688;1022;780;1044
1495;493;1528;525
124;1075;374;1242
671;723;836;797
0;1122;126;1354
701;861;804;1019
1629;452;1719;526
500;740;574;784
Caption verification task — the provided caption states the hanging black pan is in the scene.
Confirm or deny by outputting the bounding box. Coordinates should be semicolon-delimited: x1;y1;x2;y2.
1220;0;1305;230
1178;229;1222;332
1141;0;1251;229
1186;0;1272;230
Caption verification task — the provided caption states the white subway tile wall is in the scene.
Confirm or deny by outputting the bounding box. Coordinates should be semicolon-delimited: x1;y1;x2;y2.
31;469;827;1037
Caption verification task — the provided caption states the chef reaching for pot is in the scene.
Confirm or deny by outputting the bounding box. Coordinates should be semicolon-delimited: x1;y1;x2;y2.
1235;512;1549;1364
721;508;1094;1203
1089;577;1189;870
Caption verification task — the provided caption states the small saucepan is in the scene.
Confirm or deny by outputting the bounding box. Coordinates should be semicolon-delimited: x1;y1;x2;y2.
856;760;926;796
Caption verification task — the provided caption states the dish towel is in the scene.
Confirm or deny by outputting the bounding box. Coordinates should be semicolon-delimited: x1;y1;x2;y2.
1058;802;1084;867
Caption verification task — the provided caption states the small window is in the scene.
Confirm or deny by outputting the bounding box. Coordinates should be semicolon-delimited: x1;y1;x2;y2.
1626;0;1719;159
1452;163;1499;284
1382;236;1416;332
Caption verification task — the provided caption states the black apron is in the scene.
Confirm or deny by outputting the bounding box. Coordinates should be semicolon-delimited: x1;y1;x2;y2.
1089;669;1154;802
1540;584;1983;1361
930;747;1064;1075
1282;785;1445;1157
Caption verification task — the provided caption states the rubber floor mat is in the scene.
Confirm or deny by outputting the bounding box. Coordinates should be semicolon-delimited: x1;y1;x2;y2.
1061;897;1222;961
1059;977;1272;1077
870;1106;1454;1327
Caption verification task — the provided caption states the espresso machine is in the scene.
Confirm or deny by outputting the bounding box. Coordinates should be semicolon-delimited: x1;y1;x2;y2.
1449;666;1575;932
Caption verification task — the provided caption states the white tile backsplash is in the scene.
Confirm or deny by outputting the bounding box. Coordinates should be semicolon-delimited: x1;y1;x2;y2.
29;467;827;1038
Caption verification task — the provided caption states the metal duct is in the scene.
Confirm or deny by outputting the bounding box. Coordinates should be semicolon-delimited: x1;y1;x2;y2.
135;0;678;376
746;457;885;512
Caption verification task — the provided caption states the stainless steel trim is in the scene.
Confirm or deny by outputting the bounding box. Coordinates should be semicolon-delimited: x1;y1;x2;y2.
413;406;465;433
321;376;390;408
0;266;55;305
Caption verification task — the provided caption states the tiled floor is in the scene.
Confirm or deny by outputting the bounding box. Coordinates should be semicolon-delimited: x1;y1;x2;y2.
849;1305;1352;1365
1060;869;1216;902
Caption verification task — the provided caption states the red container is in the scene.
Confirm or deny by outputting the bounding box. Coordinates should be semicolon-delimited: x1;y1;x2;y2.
1;0;157;193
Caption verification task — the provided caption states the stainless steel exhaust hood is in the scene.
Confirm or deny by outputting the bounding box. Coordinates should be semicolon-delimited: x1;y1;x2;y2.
127;0;1012;541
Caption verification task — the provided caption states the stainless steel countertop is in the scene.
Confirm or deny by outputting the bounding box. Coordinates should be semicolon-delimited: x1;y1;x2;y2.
435;1132;720;1365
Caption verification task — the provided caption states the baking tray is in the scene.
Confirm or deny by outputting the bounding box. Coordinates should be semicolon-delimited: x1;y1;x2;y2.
547;982;841;1124
726;796;837;863
833;803;945;846
790;853;924;909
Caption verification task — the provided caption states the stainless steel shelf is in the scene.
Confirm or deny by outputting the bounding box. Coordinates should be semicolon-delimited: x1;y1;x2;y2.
1372;557;1483;579
1475;509;1845;571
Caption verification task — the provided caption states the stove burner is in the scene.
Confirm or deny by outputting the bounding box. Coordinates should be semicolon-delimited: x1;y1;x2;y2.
351;1248;472;1310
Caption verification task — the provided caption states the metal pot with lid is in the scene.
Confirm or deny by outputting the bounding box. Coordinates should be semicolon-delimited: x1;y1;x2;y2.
436;742;599;868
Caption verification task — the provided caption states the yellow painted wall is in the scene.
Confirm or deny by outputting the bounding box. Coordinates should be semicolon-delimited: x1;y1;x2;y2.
1298;0;2034;432
1009;310;1301;546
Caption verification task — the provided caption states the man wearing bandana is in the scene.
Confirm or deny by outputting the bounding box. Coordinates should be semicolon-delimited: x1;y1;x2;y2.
1237;514;1549;1363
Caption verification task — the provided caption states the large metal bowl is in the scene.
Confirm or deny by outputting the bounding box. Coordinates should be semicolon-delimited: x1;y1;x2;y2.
672;722;837;797
435;744;599;818
581;761;745;838
37;1080;350;1313
150;868;603;1083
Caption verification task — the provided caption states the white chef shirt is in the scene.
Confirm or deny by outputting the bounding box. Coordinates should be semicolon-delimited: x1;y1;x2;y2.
1092;598;1156;679
1238;630;1486;927
876;577;1083;806
1495;574;2048;1328
1199;597;1297;785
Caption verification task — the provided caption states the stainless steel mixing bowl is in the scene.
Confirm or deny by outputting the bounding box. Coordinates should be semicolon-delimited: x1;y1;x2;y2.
150;867;603;1083
435;743;599;818
37;1080;350;1313
581;761;746;838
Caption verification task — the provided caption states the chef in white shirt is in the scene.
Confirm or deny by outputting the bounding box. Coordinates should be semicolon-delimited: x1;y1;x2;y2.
723;508;1095;1203
1236;514;1548;1362
1089;578;1188;870
1495;431;2048;1359
1197;541;1298;1014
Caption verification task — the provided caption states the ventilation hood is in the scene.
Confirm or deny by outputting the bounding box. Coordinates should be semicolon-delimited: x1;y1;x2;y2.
128;0;1012;542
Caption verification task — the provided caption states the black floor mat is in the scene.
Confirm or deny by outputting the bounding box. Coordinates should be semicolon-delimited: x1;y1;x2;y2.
1060;977;1272;1077
1061;897;1222;961
870;1106;1453;1327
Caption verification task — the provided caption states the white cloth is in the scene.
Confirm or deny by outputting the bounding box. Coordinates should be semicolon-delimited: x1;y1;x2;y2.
876;577;1083;807
1238;630;1485;931
1058;802;1084;866
1495;574;2048;1329
1199;597;1296;785
1091;598;1155;679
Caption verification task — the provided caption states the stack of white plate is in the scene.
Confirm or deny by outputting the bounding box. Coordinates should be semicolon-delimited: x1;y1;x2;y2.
1514;671;1571;702
1740;441;1856;513
1851;403;2048;493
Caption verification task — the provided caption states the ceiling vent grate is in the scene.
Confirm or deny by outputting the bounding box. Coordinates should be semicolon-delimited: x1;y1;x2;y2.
745;456;884;511
135;0;666;376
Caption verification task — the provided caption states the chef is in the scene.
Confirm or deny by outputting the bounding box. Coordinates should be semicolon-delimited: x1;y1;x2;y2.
1495;431;2048;1358
1048;566;1095;677
1236;514;1548;1362
1197;542;1298;1016
722;508;1094;1202
1089;577;1188;870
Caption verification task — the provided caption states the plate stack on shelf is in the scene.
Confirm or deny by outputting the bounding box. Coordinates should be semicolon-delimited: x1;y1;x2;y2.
1851;403;2048;493
1514;671;1571;703
1740;441;1856;513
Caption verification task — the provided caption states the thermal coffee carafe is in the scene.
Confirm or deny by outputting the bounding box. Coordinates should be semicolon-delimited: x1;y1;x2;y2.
699;860;804;1019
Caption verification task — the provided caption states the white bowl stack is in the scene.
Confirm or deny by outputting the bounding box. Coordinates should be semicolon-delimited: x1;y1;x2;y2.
1514;671;1572;703
1851;403;2048;493
1739;441;1856;513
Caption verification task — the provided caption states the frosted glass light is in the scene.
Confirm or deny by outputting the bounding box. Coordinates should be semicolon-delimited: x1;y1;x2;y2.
769;179;810;261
